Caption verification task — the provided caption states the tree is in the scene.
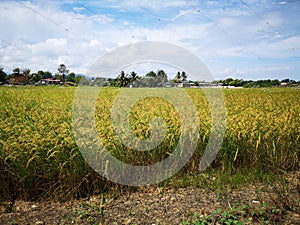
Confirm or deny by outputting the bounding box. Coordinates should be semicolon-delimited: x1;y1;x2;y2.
181;71;187;81
37;70;52;79
146;71;156;78
75;75;89;85
289;80;296;84
271;79;280;86
128;71;139;86
0;68;7;83
116;71;129;87
66;72;76;83
193;81;199;86
225;78;233;85
229;79;240;87
56;64;69;82
12;67;21;77
22;68;31;76
108;78;117;87
281;79;290;83
74;75;86;84
30;73;42;83
174;71;187;83
130;71;138;81
44;71;52;79
157;70;168;81
175;71;181;83
156;69;168;85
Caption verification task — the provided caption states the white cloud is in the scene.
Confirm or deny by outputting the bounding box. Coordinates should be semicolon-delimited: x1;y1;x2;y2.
0;0;299;80
73;6;84;13
247;35;300;58
171;10;194;22
89;14;115;24
278;1;288;5
94;0;191;11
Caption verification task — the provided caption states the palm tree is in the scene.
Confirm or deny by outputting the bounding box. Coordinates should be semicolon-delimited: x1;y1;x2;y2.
117;71;129;87
175;71;181;83
181;71;187;82
129;71;139;86
130;71;138;81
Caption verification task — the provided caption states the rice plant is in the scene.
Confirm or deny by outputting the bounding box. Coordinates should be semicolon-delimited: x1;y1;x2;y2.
0;86;299;200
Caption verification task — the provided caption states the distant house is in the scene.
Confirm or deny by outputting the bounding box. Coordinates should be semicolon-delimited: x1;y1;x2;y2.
182;82;196;87
39;78;62;85
280;82;287;86
10;74;29;85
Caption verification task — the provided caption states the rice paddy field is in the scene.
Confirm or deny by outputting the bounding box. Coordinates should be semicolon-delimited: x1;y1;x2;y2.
0;86;299;201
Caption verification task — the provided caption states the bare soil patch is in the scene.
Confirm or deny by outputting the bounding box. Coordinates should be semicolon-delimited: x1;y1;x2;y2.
1;173;299;225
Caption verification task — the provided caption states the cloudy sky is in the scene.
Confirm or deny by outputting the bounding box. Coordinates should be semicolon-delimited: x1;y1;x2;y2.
0;0;299;81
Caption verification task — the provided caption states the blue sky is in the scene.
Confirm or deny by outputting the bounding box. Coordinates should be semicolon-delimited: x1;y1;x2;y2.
0;0;299;81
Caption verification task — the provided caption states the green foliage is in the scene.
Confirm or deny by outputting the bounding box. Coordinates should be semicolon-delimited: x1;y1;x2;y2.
116;70;129;87
30;73;42;83
12;67;20;75
182;212;212;225
0;68;7;82
74;75;88;84
37;70;53;79
115;69;170;87
66;72;76;83
217;78;299;88
22;68;31;76
146;70;156;78
183;201;284;225
72;202;104;218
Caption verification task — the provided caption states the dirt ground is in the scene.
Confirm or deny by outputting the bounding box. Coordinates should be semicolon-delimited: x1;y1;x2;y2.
1;173;299;225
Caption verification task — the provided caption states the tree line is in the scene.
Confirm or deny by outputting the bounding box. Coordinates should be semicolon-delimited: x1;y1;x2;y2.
0;65;299;88
215;77;299;88
0;64;83;85
0;65;188;87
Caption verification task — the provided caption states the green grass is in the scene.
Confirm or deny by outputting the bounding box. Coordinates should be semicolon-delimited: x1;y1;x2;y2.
182;201;284;225
0;86;299;201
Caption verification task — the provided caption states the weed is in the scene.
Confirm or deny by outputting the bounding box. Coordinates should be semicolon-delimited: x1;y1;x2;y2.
183;200;289;225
